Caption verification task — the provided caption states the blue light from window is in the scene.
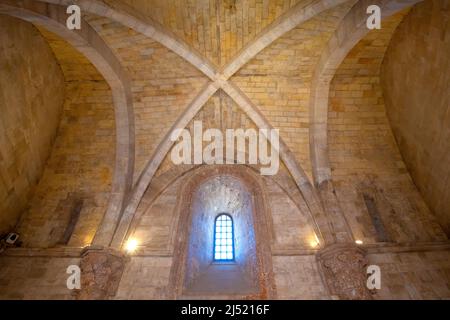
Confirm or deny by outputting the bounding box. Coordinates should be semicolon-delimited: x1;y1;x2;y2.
214;214;234;261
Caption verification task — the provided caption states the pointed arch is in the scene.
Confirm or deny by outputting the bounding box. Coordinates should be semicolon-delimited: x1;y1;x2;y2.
0;0;135;246
309;0;423;186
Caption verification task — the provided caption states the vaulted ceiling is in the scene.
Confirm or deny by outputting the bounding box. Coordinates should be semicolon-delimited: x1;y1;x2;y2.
3;0;441;249
120;0;311;66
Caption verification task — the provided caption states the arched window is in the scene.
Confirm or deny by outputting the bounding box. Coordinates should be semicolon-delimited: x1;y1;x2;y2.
214;214;234;261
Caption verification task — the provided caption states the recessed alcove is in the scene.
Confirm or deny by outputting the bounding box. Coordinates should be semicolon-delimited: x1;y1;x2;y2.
168;166;276;299
184;175;258;295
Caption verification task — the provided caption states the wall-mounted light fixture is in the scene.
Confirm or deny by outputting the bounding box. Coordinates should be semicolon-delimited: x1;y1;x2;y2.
310;234;320;248
125;238;139;254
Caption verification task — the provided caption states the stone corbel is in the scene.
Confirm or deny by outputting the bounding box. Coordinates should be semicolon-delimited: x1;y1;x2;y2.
77;246;128;300
317;243;373;300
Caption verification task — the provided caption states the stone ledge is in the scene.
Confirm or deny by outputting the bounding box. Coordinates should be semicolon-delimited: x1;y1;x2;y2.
1;247;84;258
364;241;450;254
2;241;450;258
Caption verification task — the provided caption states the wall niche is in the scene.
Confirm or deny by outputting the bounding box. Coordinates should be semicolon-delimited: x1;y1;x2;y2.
168;165;276;299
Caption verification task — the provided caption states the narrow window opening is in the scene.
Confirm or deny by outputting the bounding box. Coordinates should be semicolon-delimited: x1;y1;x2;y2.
363;193;391;242
213;214;234;261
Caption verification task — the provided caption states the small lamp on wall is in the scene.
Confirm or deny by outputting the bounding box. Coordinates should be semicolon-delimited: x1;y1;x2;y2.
5;233;19;245
309;233;320;248
125;238;139;254
0;232;20;254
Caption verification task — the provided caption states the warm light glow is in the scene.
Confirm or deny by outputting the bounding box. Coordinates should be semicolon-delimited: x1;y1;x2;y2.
355;240;363;245
125;238;139;253
310;240;319;248
310;234;320;248
83;235;94;248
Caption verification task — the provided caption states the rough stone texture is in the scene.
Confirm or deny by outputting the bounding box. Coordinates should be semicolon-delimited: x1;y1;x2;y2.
317;244;372;300
0;15;65;236
381;0;450;236
328;12;447;244
77;248;126;300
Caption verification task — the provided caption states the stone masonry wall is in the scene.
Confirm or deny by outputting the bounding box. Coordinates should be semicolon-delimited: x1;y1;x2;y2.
272;255;328;299
0;1;448;301
328;12;447;244
369;250;450;299
232;2;356;180
84;15;208;182
15;29;116;248
0;15;65;236
133;165;317;253
121;0;312;66
0;254;79;300
381;0;450;236
1;247;449;299
115;256;172;299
